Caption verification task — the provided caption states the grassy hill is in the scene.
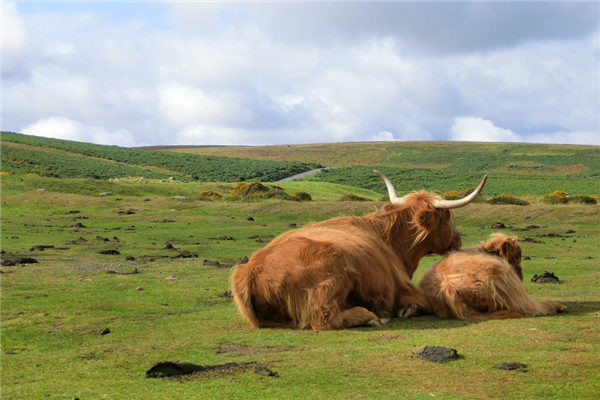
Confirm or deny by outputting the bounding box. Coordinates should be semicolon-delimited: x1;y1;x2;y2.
1;132;318;182
2;132;599;197
160;141;600;196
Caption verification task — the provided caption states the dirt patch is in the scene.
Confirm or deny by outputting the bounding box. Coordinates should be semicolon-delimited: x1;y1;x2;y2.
30;245;55;251
173;250;198;259
1;253;39;266
493;362;528;372
416;346;460;363
99;249;120;255
522;237;544;244
106;268;138;275
145;361;257;379
531;271;563;284
511;225;540;231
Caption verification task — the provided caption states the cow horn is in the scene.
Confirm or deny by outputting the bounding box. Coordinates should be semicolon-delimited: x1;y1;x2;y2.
374;170;406;205
433;175;488;209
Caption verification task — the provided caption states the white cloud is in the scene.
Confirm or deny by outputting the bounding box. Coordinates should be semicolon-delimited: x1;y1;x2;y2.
371;131;397;142
449;117;521;143
449;117;599;145
21;117;136;147
2;3;599;147
1;1;28;71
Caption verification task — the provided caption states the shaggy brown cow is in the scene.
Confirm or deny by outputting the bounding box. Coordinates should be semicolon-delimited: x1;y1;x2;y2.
231;171;487;330
419;233;567;320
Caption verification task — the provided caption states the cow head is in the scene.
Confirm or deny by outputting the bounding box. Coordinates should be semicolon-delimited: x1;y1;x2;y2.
375;170;487;276
478;233;523;280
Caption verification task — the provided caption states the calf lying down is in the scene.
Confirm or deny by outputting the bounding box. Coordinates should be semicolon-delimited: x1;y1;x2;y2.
419;234;566;320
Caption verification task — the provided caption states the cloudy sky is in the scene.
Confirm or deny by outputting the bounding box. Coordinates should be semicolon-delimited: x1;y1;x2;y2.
2;1;599;146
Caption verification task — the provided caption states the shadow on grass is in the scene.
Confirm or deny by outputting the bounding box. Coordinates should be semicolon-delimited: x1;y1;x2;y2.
375;301;600;331
560;301;600;316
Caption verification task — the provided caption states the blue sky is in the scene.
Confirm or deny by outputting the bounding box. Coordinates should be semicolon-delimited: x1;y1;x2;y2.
2;1;599;146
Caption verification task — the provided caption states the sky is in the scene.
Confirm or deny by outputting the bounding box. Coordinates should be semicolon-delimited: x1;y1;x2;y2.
1;1;599;147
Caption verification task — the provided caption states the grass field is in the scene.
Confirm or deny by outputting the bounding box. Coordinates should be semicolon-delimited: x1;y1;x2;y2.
1;174;599;399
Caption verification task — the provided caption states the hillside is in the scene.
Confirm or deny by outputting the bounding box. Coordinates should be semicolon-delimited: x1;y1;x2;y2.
0;132;318;182
161;141;600;196
2;132;599;197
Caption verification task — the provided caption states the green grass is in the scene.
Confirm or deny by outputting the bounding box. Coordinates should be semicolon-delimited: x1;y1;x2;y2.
2;175;599;399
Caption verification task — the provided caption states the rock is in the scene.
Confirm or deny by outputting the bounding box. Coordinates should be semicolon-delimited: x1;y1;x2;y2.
416;346;460;363
531;271;562;284
99;249;120;255
118;208;136;215
238;256;249;264
30;245;55;251
71;222;86;228
217;236;235;241
254;366;279;377
493;362;528;372
99;328;111;335
218;290;233;298
289;223;298;228
203;259;221;267
164;243;175;249
174;250;197;259
491;222;506;229
246;217;255;221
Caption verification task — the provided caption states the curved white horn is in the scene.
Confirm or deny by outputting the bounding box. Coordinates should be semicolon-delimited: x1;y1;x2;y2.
374;170;405;205
433;175;488;209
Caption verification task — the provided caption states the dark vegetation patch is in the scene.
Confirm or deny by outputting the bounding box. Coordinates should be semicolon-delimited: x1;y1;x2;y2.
106;268;138;275
30;245;55;251
416;346;460;363
173;250;198;259
1;252;39;266
254;366;279;377
487;194;529;205
340;193;369;201
118;208;136;215
98;249;120;255
494;362;528;372
531;271;563;284
218;290;233;299
145;361;267;379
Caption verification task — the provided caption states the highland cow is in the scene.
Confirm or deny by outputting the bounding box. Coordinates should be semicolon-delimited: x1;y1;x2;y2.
231;171;487;330
419;233;566;320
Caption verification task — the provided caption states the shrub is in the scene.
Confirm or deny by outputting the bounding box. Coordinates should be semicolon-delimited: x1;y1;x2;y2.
293;191;312;201
198;190;222;200
341;193;368;202
230;182;270;198
543;190;569;204
487;194;529;206
569;194;597;205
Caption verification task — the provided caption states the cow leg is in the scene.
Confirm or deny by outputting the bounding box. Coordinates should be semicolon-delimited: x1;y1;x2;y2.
396;284;430;318
309;278;385;330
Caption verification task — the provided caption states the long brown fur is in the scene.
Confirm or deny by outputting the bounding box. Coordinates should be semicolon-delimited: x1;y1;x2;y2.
419;234;566;320
231;191;463;330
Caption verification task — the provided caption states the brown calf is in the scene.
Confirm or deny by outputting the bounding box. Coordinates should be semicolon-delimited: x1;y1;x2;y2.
419;233;566;320
231;172;487;330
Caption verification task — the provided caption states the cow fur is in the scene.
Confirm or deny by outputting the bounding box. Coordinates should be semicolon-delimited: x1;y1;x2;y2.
231;192;463;330
419;233;566;320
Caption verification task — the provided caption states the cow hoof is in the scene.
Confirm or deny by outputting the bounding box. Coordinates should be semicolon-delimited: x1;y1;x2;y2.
555;303;567;313
398;304;420;318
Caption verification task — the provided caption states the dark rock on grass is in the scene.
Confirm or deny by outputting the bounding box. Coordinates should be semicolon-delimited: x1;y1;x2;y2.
30;245;55;251
254;366;279;377
416;346;460;363
494;362;528;372
565;229;576;234
246;216;255;221
145;361;254;378
288;223;298;228
523;256;531;260
99;249;120;255
512;225;540;231
1;254;39;266
67;210;81;214
531;271;563;284
541;232;564;238
125;256;136;261
118;208;137;215
96;236;110;242
238;256;249;264
491;222;506;229
217;236;235;241
522;237;544;244
164;243;175;249
203;259;221;267
71;222;86;228
173;250;198;259
218;290;233;298
99;328;111;335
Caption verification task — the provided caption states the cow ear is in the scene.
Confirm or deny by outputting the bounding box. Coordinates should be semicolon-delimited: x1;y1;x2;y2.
500;239;516;258
415;209;437;233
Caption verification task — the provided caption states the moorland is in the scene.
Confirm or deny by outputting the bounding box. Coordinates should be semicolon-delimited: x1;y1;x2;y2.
1;132;599;399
